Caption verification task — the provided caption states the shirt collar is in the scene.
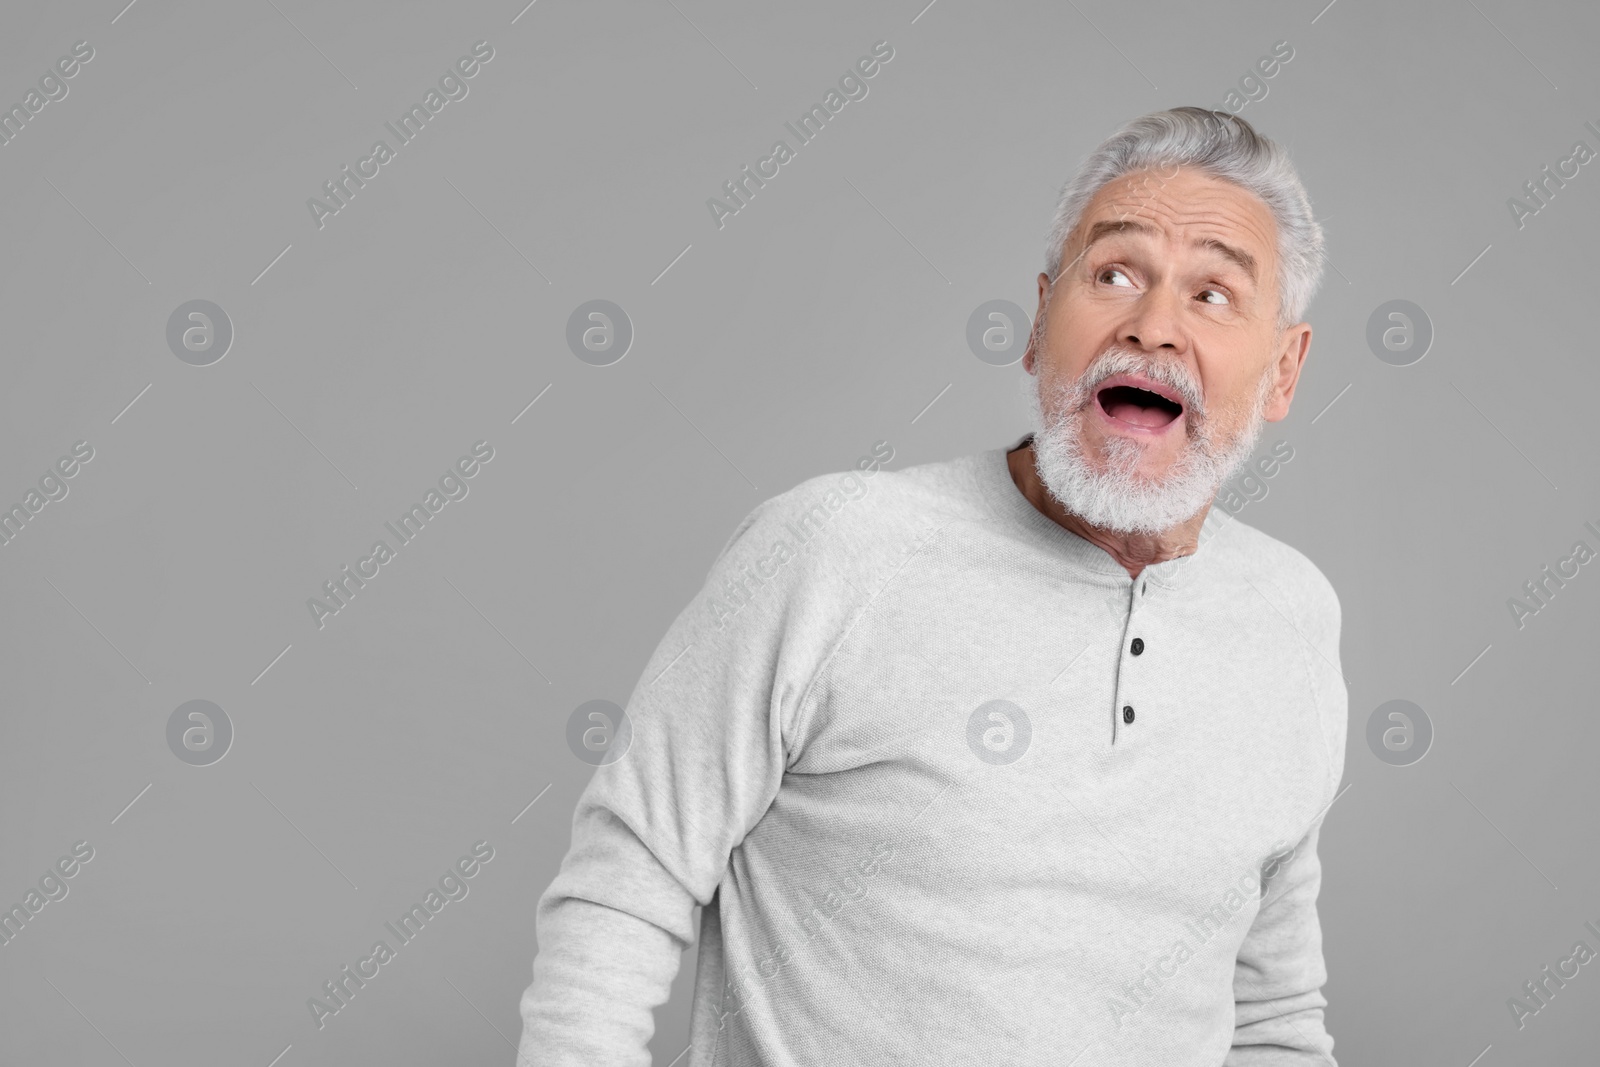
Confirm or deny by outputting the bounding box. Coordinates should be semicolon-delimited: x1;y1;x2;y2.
975;433;1225;592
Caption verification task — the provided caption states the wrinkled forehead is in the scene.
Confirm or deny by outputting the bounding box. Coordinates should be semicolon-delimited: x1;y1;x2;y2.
1072;166;1279;278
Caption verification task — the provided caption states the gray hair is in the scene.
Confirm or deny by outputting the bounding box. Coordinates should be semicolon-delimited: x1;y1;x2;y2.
1042;106;1325;332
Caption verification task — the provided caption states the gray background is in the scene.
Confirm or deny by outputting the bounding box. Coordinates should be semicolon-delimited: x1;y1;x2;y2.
1;0;1596;1063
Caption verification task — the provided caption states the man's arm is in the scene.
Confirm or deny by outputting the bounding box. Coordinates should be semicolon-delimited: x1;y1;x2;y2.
1225;818;1336;1065
1227;565;1347;1066
515;490;857;1066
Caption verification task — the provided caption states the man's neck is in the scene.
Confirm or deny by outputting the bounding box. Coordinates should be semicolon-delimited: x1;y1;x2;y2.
1005;440;1208;580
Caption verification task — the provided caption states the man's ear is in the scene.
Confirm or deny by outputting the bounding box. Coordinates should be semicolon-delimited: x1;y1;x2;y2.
1264;322;1312;422
1023;271;1051;375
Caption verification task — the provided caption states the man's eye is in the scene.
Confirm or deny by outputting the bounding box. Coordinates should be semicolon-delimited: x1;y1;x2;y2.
1199;288;1230;305
1099;268;1132;286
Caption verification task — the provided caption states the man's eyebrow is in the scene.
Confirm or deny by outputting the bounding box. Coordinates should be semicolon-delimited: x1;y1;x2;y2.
1079;218;1259;283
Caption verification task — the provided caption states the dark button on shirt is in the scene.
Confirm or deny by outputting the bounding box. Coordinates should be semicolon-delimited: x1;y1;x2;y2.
1123;705;1135;724
1131;638;1144;655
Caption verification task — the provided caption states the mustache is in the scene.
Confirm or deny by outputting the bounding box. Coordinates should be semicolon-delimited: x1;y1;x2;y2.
1070;346;1206;419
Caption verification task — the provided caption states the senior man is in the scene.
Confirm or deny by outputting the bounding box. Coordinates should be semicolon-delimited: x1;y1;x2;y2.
518;105;1347;1066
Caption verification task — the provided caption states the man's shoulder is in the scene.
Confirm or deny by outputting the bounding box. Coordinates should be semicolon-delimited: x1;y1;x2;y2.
714;450;983;581
1206;512;1341;629
1211;515;1348;784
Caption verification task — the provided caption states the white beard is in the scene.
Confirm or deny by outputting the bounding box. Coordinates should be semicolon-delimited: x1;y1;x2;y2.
1022;343;1273;535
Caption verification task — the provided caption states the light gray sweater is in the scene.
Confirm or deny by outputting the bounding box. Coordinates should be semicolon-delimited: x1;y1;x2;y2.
517;436;1347;1066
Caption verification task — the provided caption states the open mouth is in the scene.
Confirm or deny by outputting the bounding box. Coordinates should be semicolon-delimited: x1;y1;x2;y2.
1094;379;1186;431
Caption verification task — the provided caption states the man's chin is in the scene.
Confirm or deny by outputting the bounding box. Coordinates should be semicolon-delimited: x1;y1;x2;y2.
1081;448;1181;486
1031;426;1229;534
1074;435;1188;489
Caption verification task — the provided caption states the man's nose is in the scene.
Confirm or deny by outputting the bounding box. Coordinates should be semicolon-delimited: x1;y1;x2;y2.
1119;283;1187;354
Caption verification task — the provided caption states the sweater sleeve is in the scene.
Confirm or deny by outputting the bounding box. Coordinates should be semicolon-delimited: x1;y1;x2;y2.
1226;567;1347;1066
515;493;847;1066
1224;817;1336;1065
